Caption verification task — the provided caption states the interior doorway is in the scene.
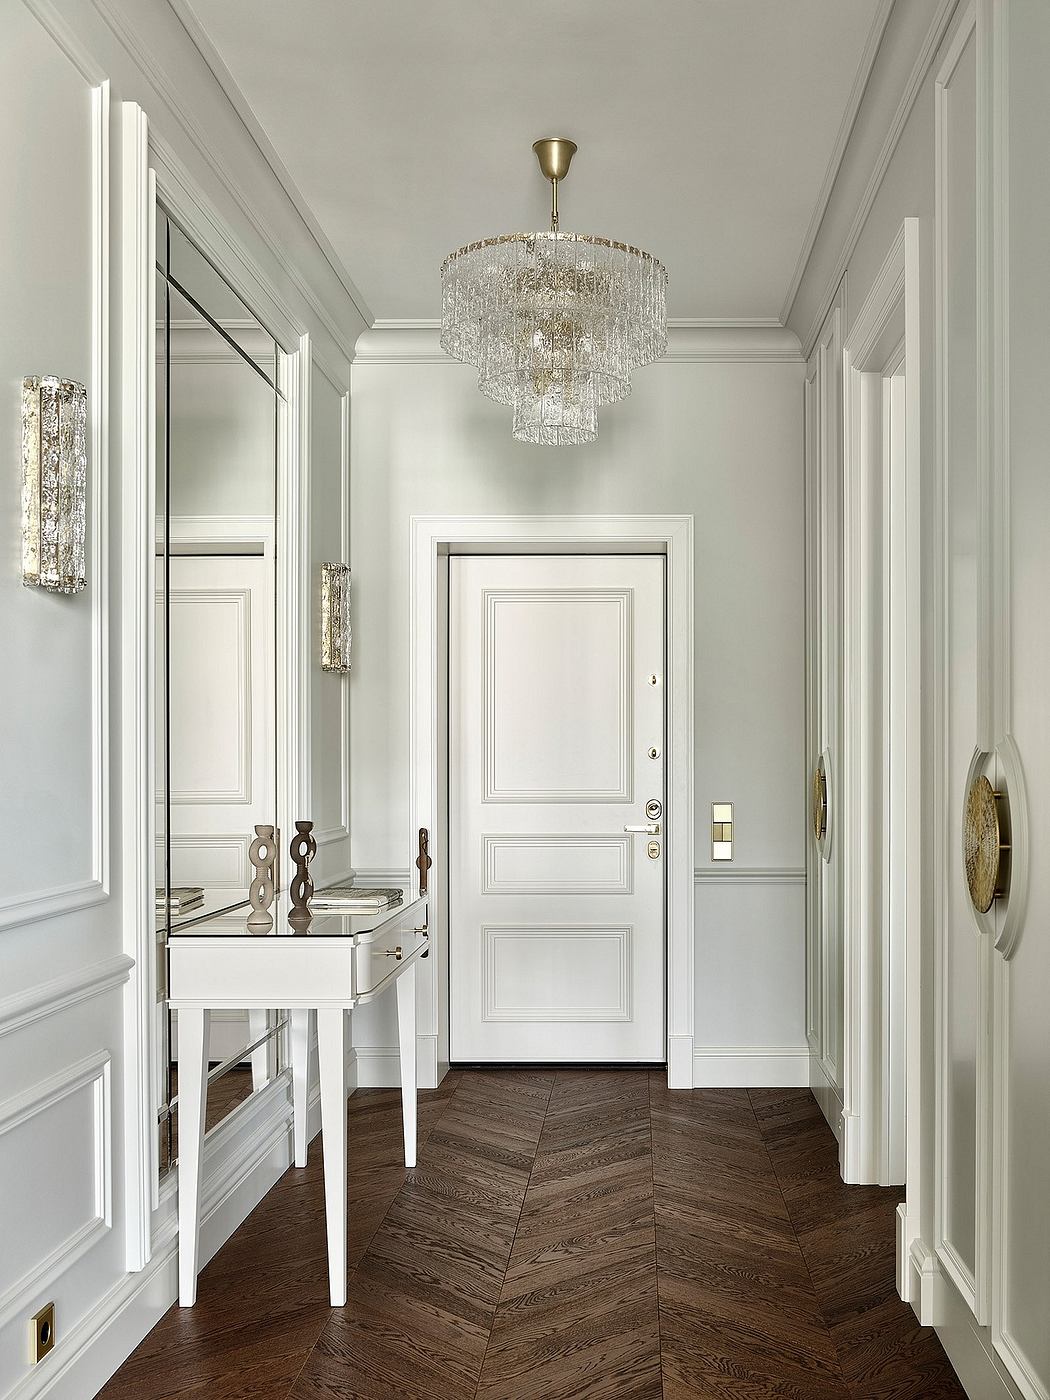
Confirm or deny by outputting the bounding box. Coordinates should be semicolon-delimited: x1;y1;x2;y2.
448;554;667;1063
409;515;695;1089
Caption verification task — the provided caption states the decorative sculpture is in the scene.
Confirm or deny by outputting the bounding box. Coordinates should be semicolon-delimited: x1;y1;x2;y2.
247;824;277;931
289;820;316;929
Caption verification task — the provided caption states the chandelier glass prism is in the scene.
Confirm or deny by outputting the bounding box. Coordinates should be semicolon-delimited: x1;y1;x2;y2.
440;139;668;446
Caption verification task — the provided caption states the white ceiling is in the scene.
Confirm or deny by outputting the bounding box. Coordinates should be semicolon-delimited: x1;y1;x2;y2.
178;0;886;325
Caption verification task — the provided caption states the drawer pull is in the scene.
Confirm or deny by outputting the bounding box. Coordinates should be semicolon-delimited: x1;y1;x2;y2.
378;946;403;960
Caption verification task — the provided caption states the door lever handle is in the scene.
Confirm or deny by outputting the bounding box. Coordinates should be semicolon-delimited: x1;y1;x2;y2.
624;823;661;835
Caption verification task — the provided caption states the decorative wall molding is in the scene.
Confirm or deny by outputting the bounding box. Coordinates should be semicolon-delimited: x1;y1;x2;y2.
0;955;133;1042
841;219;921;1188
313;825;350;849
355;324;802;366
166;587;251;804
693;1045;810;1088
799;0;961;357
0;75;110;933
162;514;274;553
804;286;846;1141
0;1052;112;1329
352;869;410;886
693;866;805;884
779;0;896;324
7;1074;308;1400
119;99;157;1272
167;0;372;330
932;2;987;1329
94;0;366;361
159;319;276;366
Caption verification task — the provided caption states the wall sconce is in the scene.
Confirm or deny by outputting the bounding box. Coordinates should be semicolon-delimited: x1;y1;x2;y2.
320;562;352;672
21;375;87;594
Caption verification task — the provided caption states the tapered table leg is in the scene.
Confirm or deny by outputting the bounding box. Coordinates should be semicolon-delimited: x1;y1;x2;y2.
396;961;417;1169
289;1008;312;1168
178;1008;209;1306
317;1008;348;1305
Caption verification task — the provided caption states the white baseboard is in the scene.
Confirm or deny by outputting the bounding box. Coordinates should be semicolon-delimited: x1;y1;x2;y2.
692;1045;810;1088
10;1079;323;1400
667;1034;694;1089
809;1051;844;1141
351;1047;401;1088
936;1263;1025;1400
903;1230;942;1327
350;1036;441;1090
11;1103;299;1400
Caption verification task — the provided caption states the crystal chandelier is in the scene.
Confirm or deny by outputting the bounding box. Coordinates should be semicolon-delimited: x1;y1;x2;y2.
440;139;667;446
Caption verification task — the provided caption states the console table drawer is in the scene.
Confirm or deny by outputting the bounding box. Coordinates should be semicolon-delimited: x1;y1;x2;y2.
354;910;428;999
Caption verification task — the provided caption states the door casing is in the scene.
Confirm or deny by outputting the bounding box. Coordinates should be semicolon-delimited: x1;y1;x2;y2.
410;516;695;1089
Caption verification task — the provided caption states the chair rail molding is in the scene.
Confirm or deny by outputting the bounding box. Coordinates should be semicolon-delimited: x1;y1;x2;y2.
410;515;694;1089
0;955;133;1042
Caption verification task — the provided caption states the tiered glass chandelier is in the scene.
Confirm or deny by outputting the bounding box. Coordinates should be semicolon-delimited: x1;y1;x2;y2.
440;139;667;446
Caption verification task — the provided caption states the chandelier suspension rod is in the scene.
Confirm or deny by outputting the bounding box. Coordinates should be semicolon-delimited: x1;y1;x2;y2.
550;177;559;233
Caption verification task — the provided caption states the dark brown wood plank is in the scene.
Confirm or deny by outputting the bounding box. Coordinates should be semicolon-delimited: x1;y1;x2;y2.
98;1073;967;1400
289;1069;553;1400
749;1087;968;1400
651;1076;851;1400
475;1069;662;1400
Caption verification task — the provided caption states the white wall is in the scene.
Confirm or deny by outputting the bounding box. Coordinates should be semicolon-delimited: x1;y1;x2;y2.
791;2;1050;1396
348;327;808;1085
0;2;363;1396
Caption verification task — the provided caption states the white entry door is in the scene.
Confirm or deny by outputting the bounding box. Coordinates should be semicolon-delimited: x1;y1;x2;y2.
449;555;666;1062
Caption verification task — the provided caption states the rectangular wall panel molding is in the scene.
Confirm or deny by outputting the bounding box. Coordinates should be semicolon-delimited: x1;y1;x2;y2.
0;1053;111;1328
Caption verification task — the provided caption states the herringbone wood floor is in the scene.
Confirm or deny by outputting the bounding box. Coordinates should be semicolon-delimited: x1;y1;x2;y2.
98;1071;966;1399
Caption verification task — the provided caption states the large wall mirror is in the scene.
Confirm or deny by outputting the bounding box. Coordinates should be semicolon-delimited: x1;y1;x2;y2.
155;208;283;1175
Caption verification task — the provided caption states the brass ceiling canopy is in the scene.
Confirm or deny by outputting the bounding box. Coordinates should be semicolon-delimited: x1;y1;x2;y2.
964;774;1010;914
532;137;577;183
532;138;577;230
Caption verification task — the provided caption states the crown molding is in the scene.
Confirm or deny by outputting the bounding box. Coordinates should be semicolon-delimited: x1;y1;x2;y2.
795;0;960;357
354;322;802;365
779;0;895;325
167;0;373;329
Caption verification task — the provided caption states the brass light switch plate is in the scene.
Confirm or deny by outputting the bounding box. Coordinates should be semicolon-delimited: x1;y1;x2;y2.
711;802;733;861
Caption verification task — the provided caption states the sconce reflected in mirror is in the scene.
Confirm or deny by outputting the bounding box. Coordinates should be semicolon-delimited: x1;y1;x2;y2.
321;562;352;672
21;375;87;594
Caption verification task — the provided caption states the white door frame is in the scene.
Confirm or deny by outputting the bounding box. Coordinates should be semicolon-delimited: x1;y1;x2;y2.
410;515;695;1089
841;221;922;1207
119;102;313;1269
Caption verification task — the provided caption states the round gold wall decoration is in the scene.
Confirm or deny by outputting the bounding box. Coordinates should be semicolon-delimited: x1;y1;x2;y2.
964;774;1009;914
812;756;828;844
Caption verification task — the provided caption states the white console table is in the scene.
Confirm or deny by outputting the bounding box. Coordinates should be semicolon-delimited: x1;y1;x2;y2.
167;888;428;1306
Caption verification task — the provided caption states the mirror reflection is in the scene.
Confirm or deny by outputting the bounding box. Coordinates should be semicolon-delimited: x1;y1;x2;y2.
155;208;282;1171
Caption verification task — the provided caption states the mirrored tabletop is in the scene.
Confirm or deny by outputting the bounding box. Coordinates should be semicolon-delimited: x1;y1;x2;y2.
166;885;424;942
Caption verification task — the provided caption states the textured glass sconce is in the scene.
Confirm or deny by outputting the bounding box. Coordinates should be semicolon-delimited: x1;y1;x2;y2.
320;562;352;672
21;375;87;594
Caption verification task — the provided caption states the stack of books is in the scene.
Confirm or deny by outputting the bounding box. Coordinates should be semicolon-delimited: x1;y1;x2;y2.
309;885;404;913
156;886;205;915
